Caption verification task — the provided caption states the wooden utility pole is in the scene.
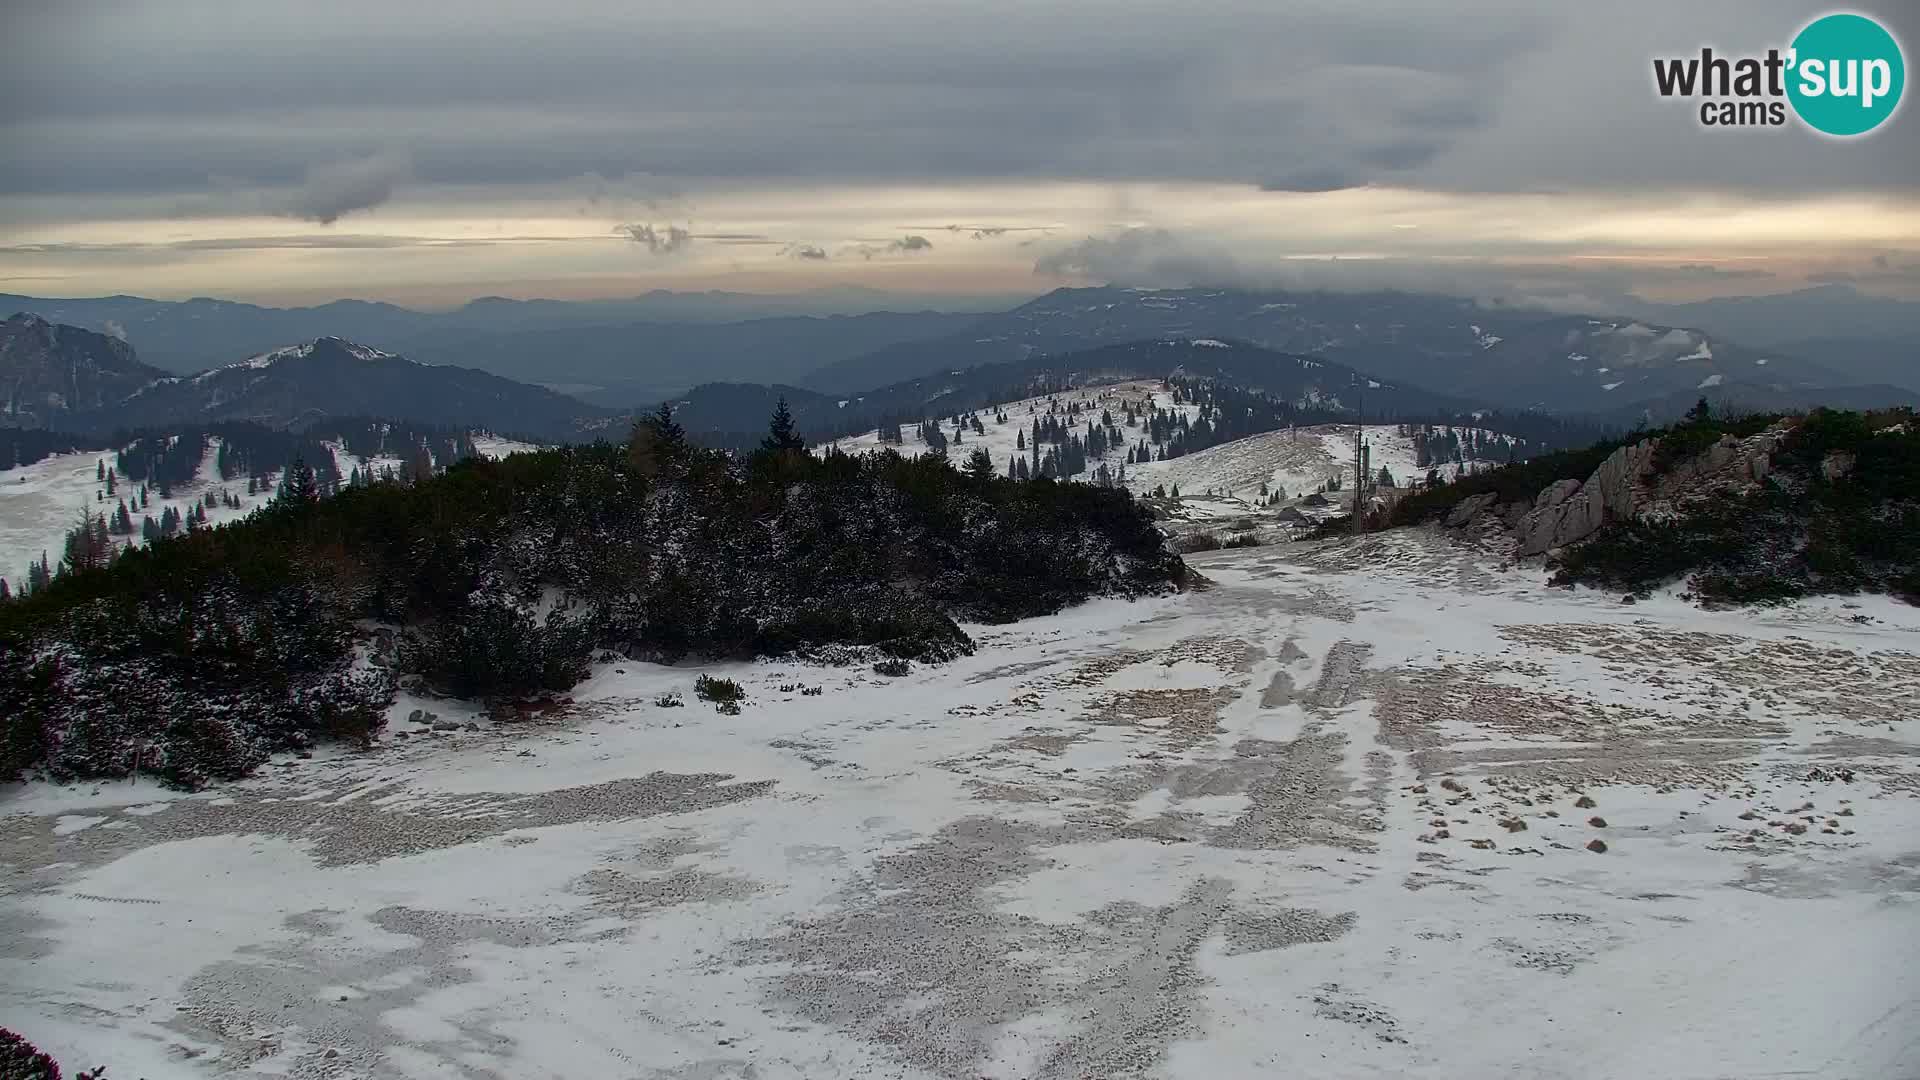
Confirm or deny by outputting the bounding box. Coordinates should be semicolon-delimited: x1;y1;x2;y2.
1352;389;1365;536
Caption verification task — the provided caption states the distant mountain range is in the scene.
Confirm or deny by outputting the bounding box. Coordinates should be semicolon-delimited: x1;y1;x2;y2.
0;315;604;441
4;282;1913;445
668;338;1499;445
1632;284;1920;352
0;289;1011;392
799;286;1915;418
1;314;172;427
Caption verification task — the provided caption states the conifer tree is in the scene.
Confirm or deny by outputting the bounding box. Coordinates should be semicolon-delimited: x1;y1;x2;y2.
761;397;808;453
629;402;689;478
27;552;51;593
279;457;321;506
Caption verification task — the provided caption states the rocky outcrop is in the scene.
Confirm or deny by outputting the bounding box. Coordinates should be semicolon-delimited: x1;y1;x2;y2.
0;312;168;427
1446;425;1787;557
1512;440;1658;555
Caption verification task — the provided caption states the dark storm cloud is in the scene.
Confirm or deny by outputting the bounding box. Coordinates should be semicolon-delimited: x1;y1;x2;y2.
0;1;1910;216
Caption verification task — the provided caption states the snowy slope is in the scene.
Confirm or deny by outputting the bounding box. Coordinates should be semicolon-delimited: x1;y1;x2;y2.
824;394;1513;525
4;531;1916;1078
0;434;544;589
821;378;1201;480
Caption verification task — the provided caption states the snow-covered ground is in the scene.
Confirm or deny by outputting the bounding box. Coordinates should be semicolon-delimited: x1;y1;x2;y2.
0;439;272;587
0;435;544;588
5;530;1917;1079
820;386;1509;527
822;378;1199;484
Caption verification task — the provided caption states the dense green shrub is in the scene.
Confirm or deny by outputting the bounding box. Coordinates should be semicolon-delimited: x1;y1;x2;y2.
400;599;596;699
1;429;1184;785
0;1028;60;1080
693;674;745;704
1550;409;1920;603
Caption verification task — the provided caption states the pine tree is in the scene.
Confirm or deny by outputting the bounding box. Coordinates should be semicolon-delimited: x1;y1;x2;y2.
963;448;995;481
96;460;105;482
761;397;807;453
27;552;52;594
59;508;113;575
629;402;689;478
279;457;321;506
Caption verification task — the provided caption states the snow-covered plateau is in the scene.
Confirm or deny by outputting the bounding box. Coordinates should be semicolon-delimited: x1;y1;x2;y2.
3;530;1917;1079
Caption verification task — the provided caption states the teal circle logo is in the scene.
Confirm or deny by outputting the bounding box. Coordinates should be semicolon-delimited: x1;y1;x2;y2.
1787;12;1905;136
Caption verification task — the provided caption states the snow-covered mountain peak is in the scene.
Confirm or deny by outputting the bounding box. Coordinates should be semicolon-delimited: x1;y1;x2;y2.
197;337;402;382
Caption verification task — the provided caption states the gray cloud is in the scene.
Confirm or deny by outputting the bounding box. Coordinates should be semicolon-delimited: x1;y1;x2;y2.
10;1;1905;204
1666;263;1776;280
1033;228;1240;285
619;223;693;255
0;234;589;256
1810;258;1920;286
1261;168;1363;194
843;234;935;260
1031;226;1804;310
275;149;410;224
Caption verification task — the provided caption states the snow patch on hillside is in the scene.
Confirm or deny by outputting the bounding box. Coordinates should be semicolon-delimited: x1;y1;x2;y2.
0;433;546;589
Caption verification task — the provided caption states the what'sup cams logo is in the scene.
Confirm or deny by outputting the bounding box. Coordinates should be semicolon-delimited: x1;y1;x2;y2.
1653;11;1905;135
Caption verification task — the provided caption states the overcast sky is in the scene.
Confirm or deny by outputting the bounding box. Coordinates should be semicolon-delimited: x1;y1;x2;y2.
2;0;1915;308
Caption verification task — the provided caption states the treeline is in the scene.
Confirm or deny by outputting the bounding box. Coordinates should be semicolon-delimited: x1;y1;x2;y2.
1;403;1183;788
0;429;114;471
